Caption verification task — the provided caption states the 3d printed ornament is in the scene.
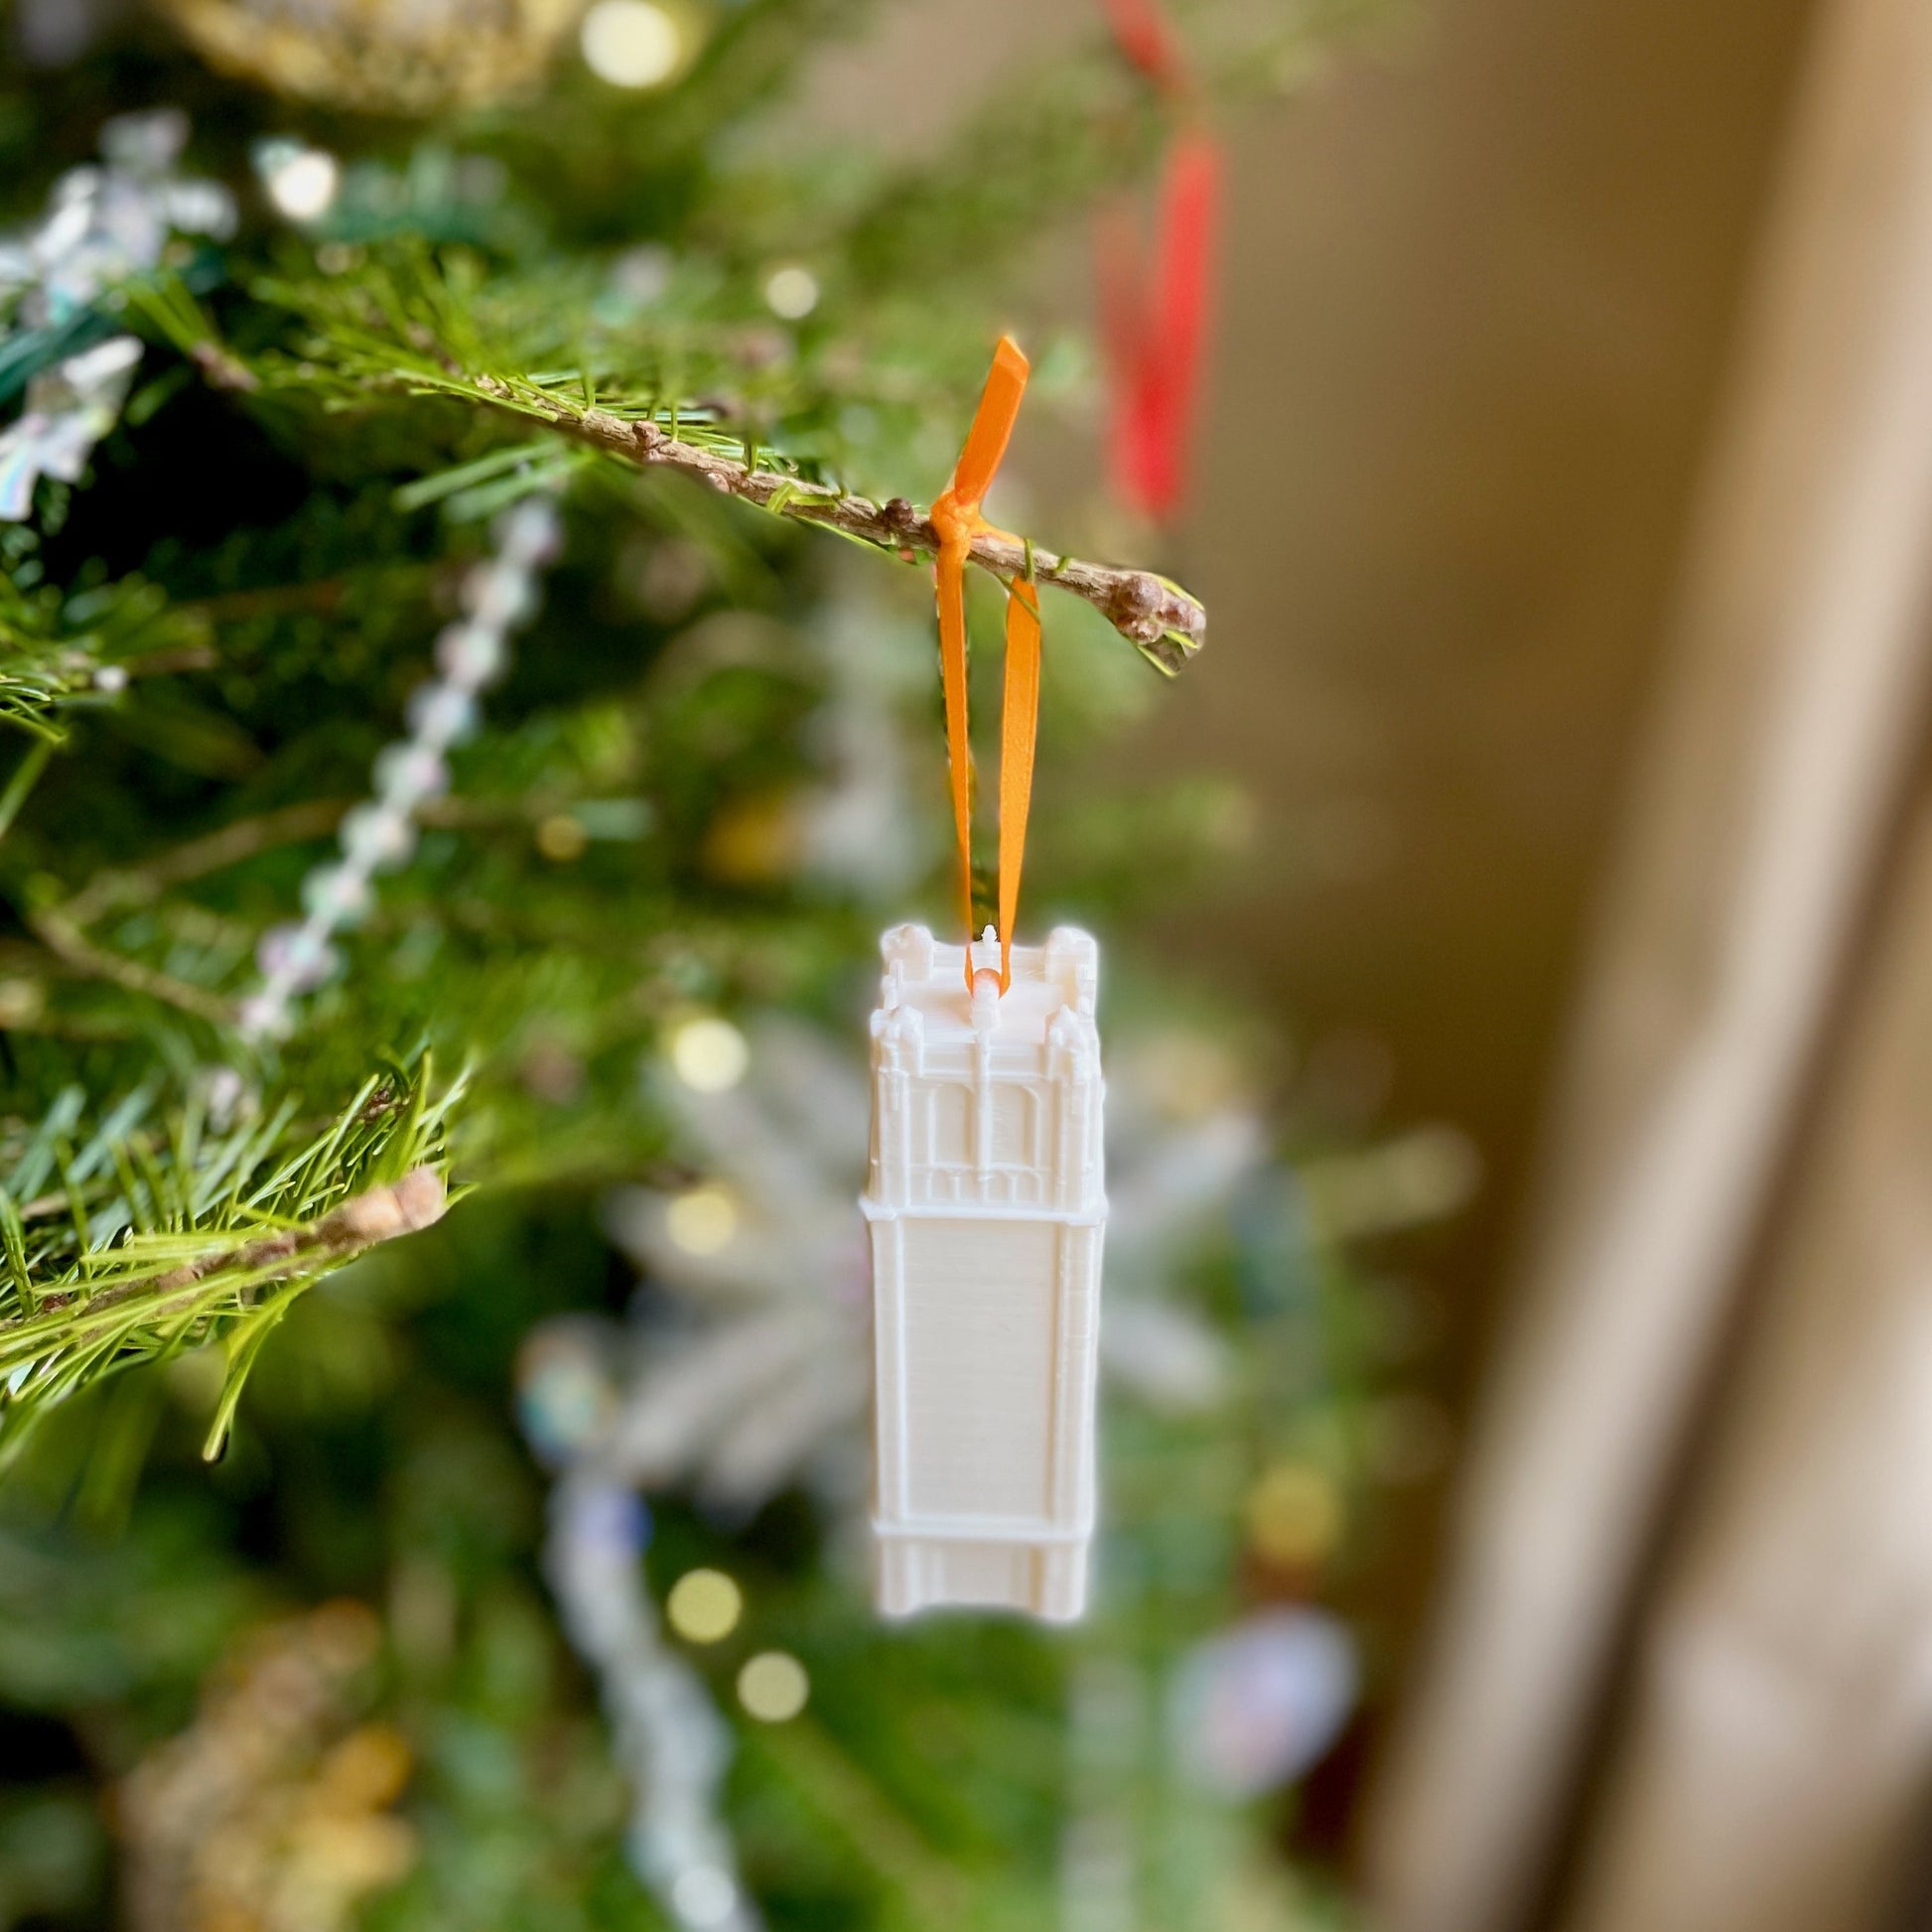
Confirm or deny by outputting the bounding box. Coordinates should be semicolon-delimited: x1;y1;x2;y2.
863;923;1108;1620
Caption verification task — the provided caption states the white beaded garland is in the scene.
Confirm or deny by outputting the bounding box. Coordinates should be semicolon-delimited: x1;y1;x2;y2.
434;621;507;686
404;682;480;748
372;741;450;808
338;801;417;873
461;560;537;628
236;496;561;1041
254;919;338;987
300;864;373;925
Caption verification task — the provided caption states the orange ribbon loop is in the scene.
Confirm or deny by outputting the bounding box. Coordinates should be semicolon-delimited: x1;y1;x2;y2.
997;576;1040;993
930;337;1041;994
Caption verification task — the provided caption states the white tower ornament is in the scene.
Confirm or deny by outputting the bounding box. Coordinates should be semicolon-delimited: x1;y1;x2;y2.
862;922;1108;1620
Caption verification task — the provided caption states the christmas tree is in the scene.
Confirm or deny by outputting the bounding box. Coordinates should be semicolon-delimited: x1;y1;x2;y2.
0;4;1408;1927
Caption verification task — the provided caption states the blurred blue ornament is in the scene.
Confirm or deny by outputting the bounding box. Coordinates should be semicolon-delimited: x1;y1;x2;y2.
517;1322;621;1468
1170;1606;1359;1798
544;1469;760;1931
561;1476;651;1557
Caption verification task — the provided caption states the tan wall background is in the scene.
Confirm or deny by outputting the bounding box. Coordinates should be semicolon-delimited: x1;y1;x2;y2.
1138;0;1815;1789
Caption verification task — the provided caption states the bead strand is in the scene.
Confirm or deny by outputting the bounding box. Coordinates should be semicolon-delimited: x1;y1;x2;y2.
237;496;561;1041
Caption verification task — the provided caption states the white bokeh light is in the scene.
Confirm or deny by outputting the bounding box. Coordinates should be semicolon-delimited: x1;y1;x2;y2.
737;1651;809;1723
763;264;819;320
665;1182;738;1256
669;1016;749;1093
582;0;683;88
264;147;340;222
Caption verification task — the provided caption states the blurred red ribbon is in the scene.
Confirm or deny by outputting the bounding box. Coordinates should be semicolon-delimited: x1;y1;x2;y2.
1097;0;1223;523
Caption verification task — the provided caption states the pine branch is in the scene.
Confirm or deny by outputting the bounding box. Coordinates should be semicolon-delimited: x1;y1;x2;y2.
473;378;1207;673
10;1167;446;1335
0;569;215;738
171;250;1208;668
0;1062;463;1457
1;1167;446;1464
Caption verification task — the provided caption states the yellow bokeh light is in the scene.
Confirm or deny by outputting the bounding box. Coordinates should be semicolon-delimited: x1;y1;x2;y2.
669;1016;749;1093
665;1182;738;1256
667;1568;742;1643
1244;1460;1343;1569
581;0;682;88
736;1650;809;1723
536;812;588;862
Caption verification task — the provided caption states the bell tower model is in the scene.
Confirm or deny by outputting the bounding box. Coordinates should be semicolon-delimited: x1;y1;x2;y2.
862;923;1108;1620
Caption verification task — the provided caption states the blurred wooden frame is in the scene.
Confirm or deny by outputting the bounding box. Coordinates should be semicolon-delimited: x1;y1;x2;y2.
1366;0;1932;1927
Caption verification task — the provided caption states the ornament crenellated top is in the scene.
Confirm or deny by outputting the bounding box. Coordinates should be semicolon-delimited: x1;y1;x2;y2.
875;923;1098;1052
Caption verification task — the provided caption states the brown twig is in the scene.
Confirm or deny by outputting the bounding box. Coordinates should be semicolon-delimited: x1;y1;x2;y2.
31;791;578;1022
27;903;234;1027
125;644;219;678
475;380;1207;673
6;1168;447;1337
189;340;261;394
61;800;355;929
139;1165;446;1303
57;793;553;933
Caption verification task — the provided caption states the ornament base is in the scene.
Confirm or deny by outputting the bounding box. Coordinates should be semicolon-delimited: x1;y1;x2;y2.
862;924;1107;1621
876;1522;1091;1622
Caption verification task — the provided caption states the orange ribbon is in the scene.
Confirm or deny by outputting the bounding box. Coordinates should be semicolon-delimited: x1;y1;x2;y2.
929;336;1042;995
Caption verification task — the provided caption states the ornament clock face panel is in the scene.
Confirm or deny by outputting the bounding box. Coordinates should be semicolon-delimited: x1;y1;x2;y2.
897;1216;1060;1520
